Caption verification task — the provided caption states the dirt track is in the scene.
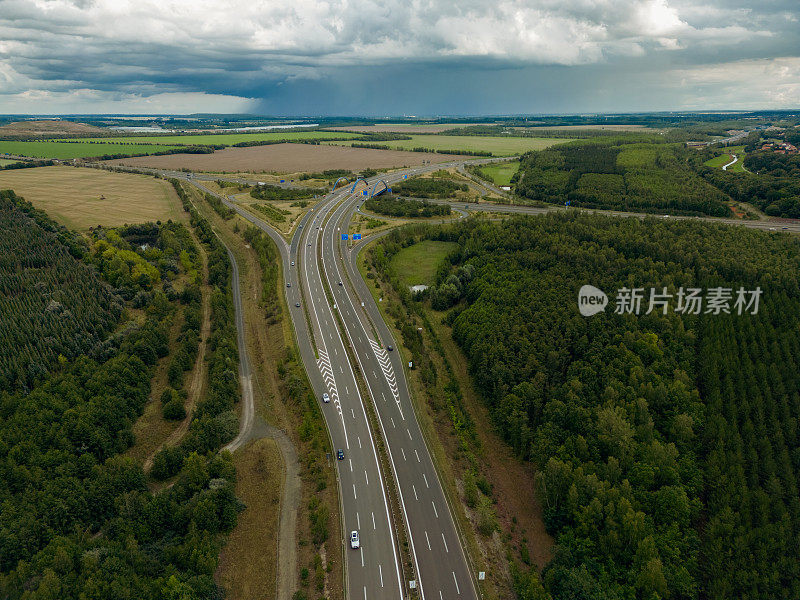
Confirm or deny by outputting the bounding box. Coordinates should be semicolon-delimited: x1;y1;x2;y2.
105;142;459;172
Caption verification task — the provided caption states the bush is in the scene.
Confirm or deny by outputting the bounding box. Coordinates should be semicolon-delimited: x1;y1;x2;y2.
163;398;187;420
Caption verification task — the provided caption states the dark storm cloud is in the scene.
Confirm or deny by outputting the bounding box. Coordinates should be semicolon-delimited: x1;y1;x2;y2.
0;0;797;113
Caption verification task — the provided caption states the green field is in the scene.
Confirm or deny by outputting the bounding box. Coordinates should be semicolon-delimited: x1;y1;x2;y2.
0;140;180;159
704;145;746;172
332;135;567;156
477;160;519;185
0;158;19;166
57;130;361;146
390;240;458;288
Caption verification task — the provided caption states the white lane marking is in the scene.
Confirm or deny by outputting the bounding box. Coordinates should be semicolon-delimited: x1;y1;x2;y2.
365;470;369;486
423;473;429;488
415;449;420;463
391;417;395;428
432;501;438;518
453;572;460;595
339;366;343;374
372;512;376;529
412;485;418;500
349;459;353;472
353;484;357;500
363;587;366;600
351;408;355;419
358;436;362;449
425;531;431;550
407;428;413;441
401;448;406;461
357;512;360;529
379;564;384;587
442;533;449;553
361;548;364;567
440;592;444;600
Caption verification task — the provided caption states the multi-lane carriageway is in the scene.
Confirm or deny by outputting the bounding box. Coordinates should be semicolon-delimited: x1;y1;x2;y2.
190;161;487;600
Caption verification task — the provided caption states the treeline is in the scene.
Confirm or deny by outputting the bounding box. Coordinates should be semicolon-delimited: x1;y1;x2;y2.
205;192;236;219
376;213;800;599
364;195;451;218
517;140;731;216
250;202;291;223
250;182;325;201
409;146;493;156
0;159;55;170
0;189;122;390
0;208;240;598
151;180;242;479
390;177;468;199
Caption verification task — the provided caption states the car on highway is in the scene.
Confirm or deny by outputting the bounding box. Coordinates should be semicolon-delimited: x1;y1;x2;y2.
287;282;291;287
350;530;360;549
337;449;344;460
783;227;789;230
295;302;301;307
291;261;295;266
322;392;330;403
338;281;343;286
387;345;393;351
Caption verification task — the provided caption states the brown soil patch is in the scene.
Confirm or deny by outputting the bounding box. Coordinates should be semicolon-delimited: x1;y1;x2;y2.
105;143;460;172
0;120;106;136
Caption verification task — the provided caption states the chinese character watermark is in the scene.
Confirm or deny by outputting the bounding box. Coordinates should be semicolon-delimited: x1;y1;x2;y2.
579;285;761;316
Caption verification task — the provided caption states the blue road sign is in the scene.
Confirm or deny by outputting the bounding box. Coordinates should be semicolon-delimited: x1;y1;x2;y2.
403;175;407;179
363;190;368;196
388;188;392;193
353;233;362;240
341;234;348;240
280;179;285;183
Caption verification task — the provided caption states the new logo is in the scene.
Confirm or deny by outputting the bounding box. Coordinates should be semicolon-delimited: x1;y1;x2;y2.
578;285;608;316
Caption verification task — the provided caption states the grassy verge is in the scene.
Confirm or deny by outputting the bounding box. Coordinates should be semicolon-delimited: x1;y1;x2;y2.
216;438;282;599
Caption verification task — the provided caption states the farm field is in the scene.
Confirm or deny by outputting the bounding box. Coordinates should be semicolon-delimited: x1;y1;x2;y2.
389;240;458;288
330;134;568;156
61;130;360;146
0;158;19;166
0;166;184;229
327;123;493;134
107;143;460;172
476;160;519;186
0;140;180;159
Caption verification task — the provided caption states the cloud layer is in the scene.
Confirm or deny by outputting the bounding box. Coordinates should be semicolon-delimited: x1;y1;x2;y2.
0;0;797;114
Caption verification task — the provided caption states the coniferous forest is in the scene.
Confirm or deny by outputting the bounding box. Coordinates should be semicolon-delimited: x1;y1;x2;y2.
378;213;800;599
0;189;241;599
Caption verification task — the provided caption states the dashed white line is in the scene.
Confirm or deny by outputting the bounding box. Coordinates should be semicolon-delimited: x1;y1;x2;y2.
391;417;395;428
358;436;362;448
379;564;384;587
412;485;418;500
361;548;364;567
372;512;376;529
423;473;429;488
349;459;353;472
351;408;355;419
353;484;357;499
442;533;449;553
425;530;431;550
365;470;369;486
415;449;420;463
453;572;460;595
407;428;413;441
432;501;439;518
401;448;406;461
357;512;361;528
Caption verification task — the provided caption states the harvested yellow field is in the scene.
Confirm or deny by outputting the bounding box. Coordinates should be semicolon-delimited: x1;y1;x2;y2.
0;165;184;229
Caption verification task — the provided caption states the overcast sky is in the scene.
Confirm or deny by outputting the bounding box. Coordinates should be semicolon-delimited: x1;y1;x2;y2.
0;0;798;115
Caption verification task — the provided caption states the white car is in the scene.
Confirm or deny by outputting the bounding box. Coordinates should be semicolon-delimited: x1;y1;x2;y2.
291;261;295;266
350;530;360;549
322;393;330;403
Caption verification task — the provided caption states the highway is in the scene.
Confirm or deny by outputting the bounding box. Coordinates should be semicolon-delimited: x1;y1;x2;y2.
189;161;484;600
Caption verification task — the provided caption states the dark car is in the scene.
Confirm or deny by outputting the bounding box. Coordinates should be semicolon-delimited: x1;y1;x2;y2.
337;449;344;460
387;345;393;351
295;302;301;307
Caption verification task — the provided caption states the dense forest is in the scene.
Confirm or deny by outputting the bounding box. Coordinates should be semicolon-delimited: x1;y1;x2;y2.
0;190;121;390
516;141;731;216
0;193;240;599
376;214;800;599
390;176;468;199
364;195;451;218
